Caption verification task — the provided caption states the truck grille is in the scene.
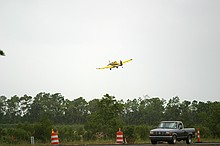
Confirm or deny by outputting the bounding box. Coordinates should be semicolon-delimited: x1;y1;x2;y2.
155;131;166;135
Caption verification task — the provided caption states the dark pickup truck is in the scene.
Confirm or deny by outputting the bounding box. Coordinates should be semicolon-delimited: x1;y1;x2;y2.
149;121;195;144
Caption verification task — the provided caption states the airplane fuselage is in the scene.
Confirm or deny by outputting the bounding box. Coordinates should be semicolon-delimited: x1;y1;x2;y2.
108;60;123;66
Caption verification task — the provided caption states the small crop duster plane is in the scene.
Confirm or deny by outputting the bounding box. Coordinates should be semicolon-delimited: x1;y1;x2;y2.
0;50;5;56
96;59;133;70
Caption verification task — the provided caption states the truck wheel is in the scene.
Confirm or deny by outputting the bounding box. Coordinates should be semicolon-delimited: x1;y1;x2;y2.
151;140;157;144
168;135;177;144
186;135;192;144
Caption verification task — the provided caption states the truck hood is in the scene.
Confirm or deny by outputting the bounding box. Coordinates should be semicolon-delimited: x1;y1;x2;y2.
150;128;177;132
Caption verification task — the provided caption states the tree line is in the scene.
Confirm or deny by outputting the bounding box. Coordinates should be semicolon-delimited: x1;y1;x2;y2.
0;93;219;144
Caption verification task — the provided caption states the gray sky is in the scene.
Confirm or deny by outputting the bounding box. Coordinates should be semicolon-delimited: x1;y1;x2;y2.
1;0;220;102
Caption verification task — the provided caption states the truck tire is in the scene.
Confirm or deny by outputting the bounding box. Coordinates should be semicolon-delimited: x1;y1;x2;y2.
168;135;177;144
151;140;157;144
186;135;192;144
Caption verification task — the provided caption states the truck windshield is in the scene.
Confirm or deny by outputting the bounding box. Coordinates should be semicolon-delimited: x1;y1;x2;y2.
158;122;177;129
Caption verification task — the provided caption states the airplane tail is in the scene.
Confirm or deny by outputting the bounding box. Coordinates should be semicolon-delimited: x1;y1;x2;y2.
120;60;123;66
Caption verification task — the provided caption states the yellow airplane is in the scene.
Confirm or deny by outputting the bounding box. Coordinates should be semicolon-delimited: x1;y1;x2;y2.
96;59;133;70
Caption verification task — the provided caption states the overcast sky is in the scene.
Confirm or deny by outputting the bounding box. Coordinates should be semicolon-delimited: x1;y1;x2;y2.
1;0;220;102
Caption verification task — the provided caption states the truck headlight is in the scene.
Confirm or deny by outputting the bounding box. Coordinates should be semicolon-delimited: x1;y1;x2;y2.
150;131;154;135
165;131;171;135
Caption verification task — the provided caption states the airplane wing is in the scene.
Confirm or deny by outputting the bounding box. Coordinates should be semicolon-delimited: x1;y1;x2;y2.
122;59;133;64
96;65;113;70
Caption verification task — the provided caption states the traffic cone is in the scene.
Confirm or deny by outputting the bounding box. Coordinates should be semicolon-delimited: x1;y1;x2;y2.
51;129;60;146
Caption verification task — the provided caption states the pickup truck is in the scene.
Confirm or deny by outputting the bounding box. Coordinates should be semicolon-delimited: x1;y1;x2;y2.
149;121;195;144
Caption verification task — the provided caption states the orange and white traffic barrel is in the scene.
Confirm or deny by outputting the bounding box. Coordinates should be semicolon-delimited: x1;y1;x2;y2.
116;128;124;144
197;128;201;143
51;129;59;146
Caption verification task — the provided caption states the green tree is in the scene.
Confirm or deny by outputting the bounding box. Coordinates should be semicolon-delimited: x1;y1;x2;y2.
124;97;165;126
209;102;220;137
72;97;88;124
5;95;21;123
0;96;7;123
190;100;199;124
50;93;66;124
85;94;124;139
123;98;140;125
19;94;33;122
199;101;220;137
28;92;65;124
196;101;209;126
28;92;49;122
179;100;192;126
138;97;165;126
87;99;99;114
64;97;88;124
164;96;181;120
